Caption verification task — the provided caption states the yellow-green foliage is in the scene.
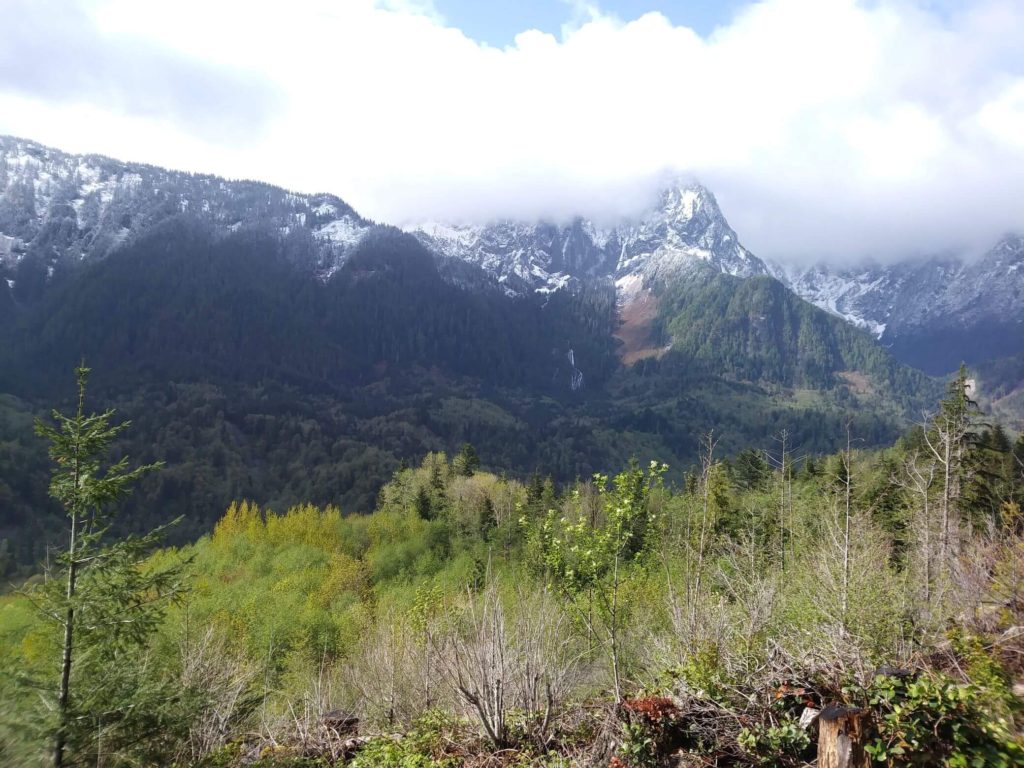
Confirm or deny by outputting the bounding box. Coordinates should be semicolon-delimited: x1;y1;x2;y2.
173;455;530;678
7;425;1024;766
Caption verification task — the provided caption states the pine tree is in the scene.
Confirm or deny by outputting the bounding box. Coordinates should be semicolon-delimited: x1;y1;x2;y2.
415;485;433;520
733;447;771;491
454;443;481;477
33;367;188;767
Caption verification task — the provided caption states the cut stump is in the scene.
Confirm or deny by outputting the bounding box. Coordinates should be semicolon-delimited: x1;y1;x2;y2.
818;706;871;768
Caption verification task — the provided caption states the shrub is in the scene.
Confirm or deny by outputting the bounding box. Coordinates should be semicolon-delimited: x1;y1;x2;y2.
863;672;1024;767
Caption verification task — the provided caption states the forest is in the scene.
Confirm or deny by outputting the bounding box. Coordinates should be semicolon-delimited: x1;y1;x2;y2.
1;366;1022;767
0;217;941;576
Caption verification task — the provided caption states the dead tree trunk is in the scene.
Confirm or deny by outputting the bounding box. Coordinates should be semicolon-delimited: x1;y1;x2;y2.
818;706;871;768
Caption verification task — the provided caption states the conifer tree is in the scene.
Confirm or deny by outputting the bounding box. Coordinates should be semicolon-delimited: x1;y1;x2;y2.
33;367;187;767
454;442;481;477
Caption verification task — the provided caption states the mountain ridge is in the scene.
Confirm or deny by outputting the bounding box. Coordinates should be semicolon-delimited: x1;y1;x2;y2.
0;136;773;306
0;134;948;572
0;134;371;299
773;236;1024;373
409;185;769;296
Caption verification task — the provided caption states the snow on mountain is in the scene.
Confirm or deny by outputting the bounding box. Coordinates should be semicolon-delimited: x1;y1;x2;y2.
0;136;371;285
5;134;1020;374
0;136;767;309
410;183;768;297
774;234;1024;346
615;186;766;281
770;262;908;338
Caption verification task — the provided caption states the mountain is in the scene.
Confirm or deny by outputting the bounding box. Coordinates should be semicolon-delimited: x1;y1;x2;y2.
412;185;768;295
774;235;1024;374
0;136;761;309
0;135;371;304
0;135;942;574
4;133;1021;384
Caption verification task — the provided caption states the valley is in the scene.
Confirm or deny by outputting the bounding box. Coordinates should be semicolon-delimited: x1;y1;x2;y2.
0;136;952;574
0;135;1022;767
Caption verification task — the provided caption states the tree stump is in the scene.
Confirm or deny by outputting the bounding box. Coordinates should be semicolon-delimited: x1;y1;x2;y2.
818;706;871;768
322;710;359;737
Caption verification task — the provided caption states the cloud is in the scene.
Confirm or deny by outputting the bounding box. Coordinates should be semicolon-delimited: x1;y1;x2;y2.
0;0;280;143
1;0;1022;264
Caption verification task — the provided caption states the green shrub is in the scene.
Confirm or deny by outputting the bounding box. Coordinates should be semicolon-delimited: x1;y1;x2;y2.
864;673;1024;767
736;720;811;766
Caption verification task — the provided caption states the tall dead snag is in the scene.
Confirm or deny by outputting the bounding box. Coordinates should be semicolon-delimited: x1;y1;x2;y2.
921;365;977;577
897;450;937;609
690;432;718;630
841;420;854;631
818;706;871;768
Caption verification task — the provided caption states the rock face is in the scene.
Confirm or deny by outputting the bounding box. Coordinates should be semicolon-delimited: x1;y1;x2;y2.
411;185;768;295
773;235;1024;373
0;135;371;296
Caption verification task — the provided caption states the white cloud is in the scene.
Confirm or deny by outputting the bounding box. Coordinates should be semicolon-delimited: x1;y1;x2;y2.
1;0;1022;263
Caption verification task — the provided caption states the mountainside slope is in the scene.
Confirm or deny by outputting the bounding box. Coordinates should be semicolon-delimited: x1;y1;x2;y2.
655;269;935;411
1;220;619;397
775;235;1024;374
0;135;371;305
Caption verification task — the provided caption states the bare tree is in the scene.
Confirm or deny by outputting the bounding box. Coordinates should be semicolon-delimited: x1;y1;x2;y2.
348;612;415;729
690;432;719;630
433;583;510;748
896;450;938;610
841;421;853;629
177;628;259;763
921;369;976;575
772;429;790;571
432;582;581;750
507;587;581;749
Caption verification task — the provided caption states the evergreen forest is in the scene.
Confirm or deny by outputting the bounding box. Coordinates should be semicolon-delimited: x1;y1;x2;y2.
0;220;941;577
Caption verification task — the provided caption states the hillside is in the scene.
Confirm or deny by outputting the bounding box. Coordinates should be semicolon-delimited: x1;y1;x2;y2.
2;394;1022;766
0;137;941;573
775;235;1024;375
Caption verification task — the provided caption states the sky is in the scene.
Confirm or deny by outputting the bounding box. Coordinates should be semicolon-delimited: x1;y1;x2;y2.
1;0;1023;264
432;1;751;46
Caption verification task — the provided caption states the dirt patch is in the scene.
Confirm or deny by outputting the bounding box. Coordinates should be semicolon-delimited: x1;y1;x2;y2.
615;289;670;365
837;370;873;395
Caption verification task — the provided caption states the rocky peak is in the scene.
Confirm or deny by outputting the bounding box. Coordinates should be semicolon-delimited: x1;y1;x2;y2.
410;181;768;295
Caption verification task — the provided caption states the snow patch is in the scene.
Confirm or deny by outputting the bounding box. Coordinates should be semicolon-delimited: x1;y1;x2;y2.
615;273;644;307
317;216;367;247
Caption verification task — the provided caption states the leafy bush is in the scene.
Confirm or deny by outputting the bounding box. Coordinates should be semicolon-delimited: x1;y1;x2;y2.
615;697;685;768
737;720;811;766
864;672;1024;767
347;711;463;768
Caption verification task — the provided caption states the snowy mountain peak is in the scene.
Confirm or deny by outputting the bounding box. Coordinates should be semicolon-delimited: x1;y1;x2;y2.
772;232;1024;371
614;182;765;282
0;135;371;286
410;181;767;295
658;183;715;222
